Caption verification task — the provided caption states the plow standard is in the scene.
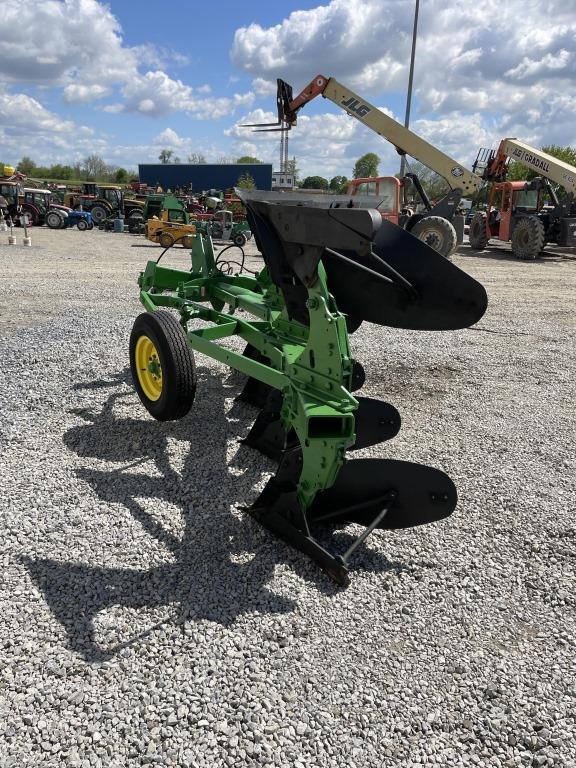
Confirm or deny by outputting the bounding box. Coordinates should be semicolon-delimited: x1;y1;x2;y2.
130;198;487;585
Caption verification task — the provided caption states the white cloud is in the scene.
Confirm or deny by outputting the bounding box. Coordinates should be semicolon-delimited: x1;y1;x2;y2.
0;0;138;88
63;84;111;104
153;128;188;148
231;0;576;154
120;70;254;118
252;78;277;96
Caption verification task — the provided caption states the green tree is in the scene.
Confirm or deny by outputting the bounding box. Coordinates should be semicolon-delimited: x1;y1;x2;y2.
236;155;262;164
18;156;36;175
301;175;329;190
353;152;380;179
115;167;128;183
158;149;173;164
237;172;256;189
329;175;349;193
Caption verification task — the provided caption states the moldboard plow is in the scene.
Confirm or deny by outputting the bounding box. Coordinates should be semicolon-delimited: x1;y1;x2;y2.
130;198;487;585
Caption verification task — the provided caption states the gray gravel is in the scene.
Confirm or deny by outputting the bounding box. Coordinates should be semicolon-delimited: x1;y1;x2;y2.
1;226;575;767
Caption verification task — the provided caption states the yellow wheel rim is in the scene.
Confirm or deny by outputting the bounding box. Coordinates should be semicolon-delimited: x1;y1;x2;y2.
135;335;163;401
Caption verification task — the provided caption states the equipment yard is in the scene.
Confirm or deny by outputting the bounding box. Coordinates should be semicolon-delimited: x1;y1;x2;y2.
1;228;575;767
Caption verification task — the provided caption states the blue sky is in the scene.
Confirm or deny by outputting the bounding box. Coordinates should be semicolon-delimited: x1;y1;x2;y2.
1;0;574;180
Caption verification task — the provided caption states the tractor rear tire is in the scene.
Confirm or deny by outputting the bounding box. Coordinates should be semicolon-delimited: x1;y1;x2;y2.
46;210;65;229
130;311;197;421
90;205;108;225
159;232;175;248
469;212;490;250
410;215;457;257
511;216;545;260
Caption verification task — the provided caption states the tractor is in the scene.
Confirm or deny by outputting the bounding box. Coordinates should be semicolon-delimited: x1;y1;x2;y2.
63;184;144;226
192;209;252;246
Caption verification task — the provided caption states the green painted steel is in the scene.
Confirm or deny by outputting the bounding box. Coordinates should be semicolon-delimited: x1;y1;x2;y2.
137;231;358;508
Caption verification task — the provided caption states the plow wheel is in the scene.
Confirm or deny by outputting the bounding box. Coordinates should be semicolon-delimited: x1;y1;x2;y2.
130;311;196;421
469;212;489;250
410;215;457;257
511;216;545;260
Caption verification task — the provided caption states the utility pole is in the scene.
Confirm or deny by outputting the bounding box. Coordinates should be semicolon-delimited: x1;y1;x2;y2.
399;0;420;179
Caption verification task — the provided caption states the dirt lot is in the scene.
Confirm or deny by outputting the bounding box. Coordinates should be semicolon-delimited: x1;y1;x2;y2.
1;227;574;335
1;226;575;767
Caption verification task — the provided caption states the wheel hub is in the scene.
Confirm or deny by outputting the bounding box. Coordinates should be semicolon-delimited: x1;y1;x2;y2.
135;335;163;401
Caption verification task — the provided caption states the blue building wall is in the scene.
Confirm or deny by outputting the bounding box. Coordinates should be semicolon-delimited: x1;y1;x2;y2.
138;164;272;191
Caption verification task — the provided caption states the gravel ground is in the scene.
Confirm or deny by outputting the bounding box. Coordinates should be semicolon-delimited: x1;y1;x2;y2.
1;226;575;767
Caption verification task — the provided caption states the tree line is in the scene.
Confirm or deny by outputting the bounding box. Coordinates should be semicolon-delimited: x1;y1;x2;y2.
16;155;131;183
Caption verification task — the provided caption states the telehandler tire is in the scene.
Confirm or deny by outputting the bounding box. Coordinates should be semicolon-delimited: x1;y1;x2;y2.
511;216;545;260
469;212;489;250
410;215;457;257
130;311;197;421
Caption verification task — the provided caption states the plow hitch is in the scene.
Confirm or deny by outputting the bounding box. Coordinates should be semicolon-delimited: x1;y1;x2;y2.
130;197;487;585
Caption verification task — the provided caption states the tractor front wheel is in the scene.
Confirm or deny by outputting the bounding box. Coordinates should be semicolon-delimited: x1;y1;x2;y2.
410;215;457;257
469;212;490;250
233;232;247;247
76;219;88;231
511;216;545;260
130;311;197;421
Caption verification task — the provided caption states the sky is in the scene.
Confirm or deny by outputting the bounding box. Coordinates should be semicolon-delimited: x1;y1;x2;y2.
0;0;574;180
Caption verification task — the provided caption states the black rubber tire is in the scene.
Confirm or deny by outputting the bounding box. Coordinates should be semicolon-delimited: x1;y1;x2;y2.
76;219;88;231
90;204;108;224
233;232;247;247
410;215;457;257
130;311;196;421
511;216;545;260
159;231;174;248
87;223;94;230
46;210;65;229
469;212;489;250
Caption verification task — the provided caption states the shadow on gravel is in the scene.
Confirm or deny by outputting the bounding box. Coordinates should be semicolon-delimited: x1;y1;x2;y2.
23;366;400;662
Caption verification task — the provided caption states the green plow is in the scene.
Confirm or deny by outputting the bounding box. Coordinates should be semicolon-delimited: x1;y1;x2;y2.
130;198;487;585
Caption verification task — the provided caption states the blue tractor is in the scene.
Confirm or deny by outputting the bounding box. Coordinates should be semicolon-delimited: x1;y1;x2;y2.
45;207;94;230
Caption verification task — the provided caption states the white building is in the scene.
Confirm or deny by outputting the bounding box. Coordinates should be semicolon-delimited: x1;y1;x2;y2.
272;171;295;190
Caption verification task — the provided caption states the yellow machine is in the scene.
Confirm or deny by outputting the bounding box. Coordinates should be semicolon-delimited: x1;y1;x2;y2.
146;209;196;248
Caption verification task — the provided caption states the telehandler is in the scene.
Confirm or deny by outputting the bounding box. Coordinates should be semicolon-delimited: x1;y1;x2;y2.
246;74;484;257
470;139;576;259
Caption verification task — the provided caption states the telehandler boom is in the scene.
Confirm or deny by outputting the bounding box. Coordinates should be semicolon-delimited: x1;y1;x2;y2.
246;74;484;256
